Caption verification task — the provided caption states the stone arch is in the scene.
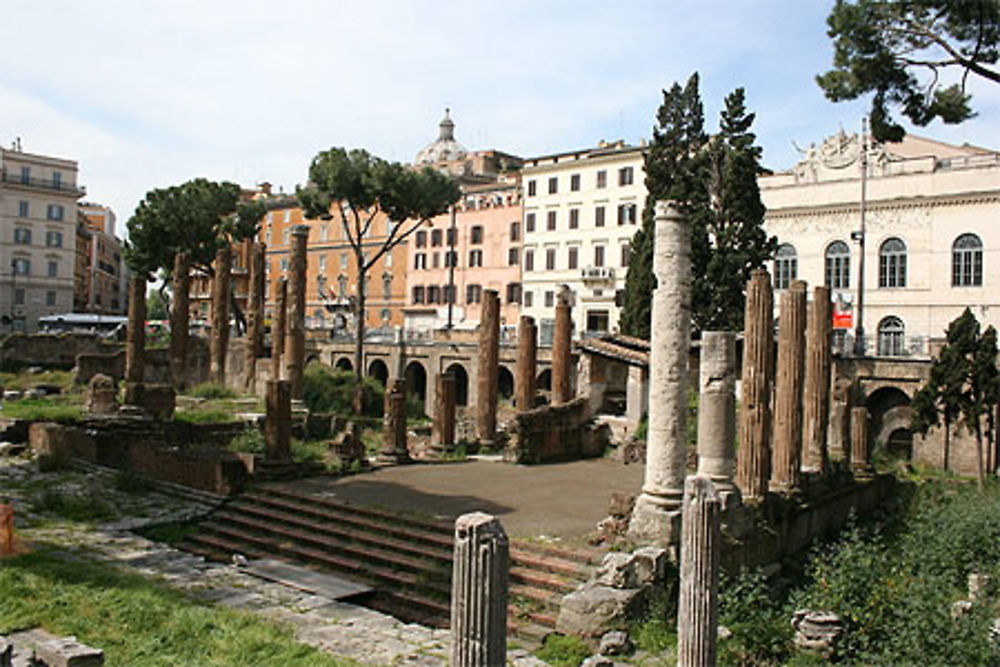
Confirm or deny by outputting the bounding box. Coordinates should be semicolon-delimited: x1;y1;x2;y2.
368;358;389;386
536;368;552;392
498;366;515;400
334;356;353;372
445;362;469;406
866;386;912;456
405;360;428;403
305;353;321;366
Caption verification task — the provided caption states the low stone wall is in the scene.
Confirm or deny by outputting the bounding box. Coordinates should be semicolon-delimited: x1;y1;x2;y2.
1;332;120;369
75;337;210;387
506;398;608;464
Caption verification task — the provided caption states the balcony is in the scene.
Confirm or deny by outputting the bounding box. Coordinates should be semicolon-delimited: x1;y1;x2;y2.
581;266;615;283
1;172;86;197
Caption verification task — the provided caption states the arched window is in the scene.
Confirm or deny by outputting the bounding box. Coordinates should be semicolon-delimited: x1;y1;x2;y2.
879;237;907;288
952;233;983;286
878;316;905;356
825;241;851;289
774;244;797;289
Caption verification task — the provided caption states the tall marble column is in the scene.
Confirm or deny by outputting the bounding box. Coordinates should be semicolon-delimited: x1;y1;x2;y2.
125;274;147;385
516;315;537;412
629;202;690;545
803;285;833;474
551;290;573;404
770;280;807;493
677;476;721;667
169;253;190;389
209;245;232;385
271;278;287;382
451;512;508;667
245;242;266;392
736;269;774;501
476;289;500;446
286;225;308;400
696;331;736;492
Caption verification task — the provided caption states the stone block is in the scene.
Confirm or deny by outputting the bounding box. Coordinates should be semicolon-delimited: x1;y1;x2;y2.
85;374;118;415
792;609;843;659
34;635;104;667
599;630;633;656
608;492;636;518
124;383;176;420
556;582;645;638
28;423;96;462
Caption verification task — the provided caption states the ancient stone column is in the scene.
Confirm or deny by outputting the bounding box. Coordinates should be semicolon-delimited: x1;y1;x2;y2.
476;289;500;446
451;512;508;667
770;280;807;493
380;379;410;462
736;269;774;501
244;242;266;392
696;331;736;492
433;372;456;449
265;379;291;461
851;406;871;475
629;202;690;545
0;502;14;556
169;252;191;389
271;278;287;382
677;476;721;667
286;225;308;400
210;245;232;385
803;285;833;474
516;315;537;412
125;274;147;385
552;290;573;404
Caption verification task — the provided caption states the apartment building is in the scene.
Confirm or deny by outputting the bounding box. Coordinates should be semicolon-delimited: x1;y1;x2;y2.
0;142;85;332
78;202;126;314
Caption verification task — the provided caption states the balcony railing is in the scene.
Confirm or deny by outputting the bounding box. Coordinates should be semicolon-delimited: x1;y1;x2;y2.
1;172;86;196
581;266;615;282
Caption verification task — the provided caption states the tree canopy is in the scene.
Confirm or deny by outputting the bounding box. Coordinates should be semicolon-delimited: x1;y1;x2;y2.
817;0;1000;142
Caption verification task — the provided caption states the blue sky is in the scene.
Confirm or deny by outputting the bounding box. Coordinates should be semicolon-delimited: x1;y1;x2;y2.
3;0;998;231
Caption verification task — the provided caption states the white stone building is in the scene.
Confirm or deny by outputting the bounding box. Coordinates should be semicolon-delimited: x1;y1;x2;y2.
0;142;85;332
760;133;1000;357
520;141;645;342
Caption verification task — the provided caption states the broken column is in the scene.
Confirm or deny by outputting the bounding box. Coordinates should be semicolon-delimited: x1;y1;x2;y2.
286;225;308;400
380;379;411;462
245;242;266;392
271;278;287;382
803;285;833;474
433;372;456;450
209;245;232;385
169;252;190;389
0;502;13;555
451;512;508;667
516;315;537;412
125;274;147;386
552;289;573;404
696;331;736;492
770;280;807;493
736;269;774;501
851;406;871;475
476;289;500;446
629;202;690;545
677;476;721;667
265;379;291;461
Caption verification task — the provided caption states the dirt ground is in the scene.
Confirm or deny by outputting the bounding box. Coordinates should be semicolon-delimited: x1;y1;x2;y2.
286;457;646;542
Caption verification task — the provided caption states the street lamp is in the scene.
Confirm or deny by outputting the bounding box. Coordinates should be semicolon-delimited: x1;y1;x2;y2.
853;117;869;357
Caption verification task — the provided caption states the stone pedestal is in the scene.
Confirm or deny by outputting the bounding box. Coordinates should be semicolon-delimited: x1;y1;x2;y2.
125;275;147;385
552;291;572;404
736;269;774;501
476;290;500;446
286;225;308;400
245;242;266;391
516;316;537;412
210;246;232;385
851;406;871;476
265;380;291;461
451;512;508;667
380;379;410;463
629;202;690;546
169;252;190;389
696;332;736;492
85;374;118;415
803;286;832;474
770;280;807;494
271;279;287;382
677;476;721;667
433;372;456;449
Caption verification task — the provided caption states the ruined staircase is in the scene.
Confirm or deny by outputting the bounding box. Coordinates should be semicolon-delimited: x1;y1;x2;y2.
178;485;603;641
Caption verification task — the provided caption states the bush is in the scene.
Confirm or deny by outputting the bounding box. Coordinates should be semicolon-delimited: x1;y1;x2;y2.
302;365;383;417
173;409;237;424
228;428;265;455
405;392;427;421
719;569;792;666
187;382;237;400
535;633;591;667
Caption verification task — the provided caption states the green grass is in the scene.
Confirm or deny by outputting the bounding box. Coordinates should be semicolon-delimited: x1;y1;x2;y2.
186;382;239;400
535;633;591;667
173;408;238;424
0;369;75;392
31;488;115;523
0;550;356;666
0;398;84;422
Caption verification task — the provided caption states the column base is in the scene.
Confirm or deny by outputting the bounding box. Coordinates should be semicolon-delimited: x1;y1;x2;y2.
375;451;413;465
627;492;683;547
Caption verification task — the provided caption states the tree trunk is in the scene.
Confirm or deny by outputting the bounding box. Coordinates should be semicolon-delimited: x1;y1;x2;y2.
353;260;367;414
944;415;951;471
975;423;985;492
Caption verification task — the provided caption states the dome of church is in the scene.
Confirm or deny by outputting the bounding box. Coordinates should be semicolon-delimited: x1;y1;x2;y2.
414;109;467;166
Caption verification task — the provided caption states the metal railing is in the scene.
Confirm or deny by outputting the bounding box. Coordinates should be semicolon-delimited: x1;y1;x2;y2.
1;172;86;196
832;332;931;359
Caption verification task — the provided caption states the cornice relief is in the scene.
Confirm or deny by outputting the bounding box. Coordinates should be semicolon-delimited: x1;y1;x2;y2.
766;192;1000;220
791;130;890;184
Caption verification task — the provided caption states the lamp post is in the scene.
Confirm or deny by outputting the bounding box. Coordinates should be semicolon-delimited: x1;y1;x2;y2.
446;204;457;329
853;117;869;357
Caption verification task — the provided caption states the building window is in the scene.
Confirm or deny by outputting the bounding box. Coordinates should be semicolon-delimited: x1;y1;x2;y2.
443;284;456;304
47;261;58;278
385;252;393;268
14;288;25;305
414;253;427;269
12;258;30;275
14;228;31;245
471;226;484;244
469;249;484;267
524;291;534;307
508;248;520;266
617;204;636;225
432;252;440;268
52;172;61;189
877;316;905;356
46;290;56;306
619;167;634;186
594;245;605;267
596;170;607;188
544;291;554;308
416;231;427;248
506;283;522;304
510;221;520;242
320;225;329;241
825;241;851;289
586;310;610;334
621;243;631;267
444;250;458;267
546;211;556;231
569;208;579;229
340;253;348;269
774;244;797;289
431;229;442;247
282;229;289;245
383;274;393;299
427;285;440;304
568;246;579;270
19;166;29;184
466;284;483;304
952;233;983;286
546;248;556;270
879;237;907;288
18;201;28;218
595;206;605;227
548;177;558;194
283;210;291;223
412;285;425;304
527;180;537;196
524;249;534;272
280;258;289;271
318;254;327;271
526;213;536;233
570;174;581;191
446;228;456;245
